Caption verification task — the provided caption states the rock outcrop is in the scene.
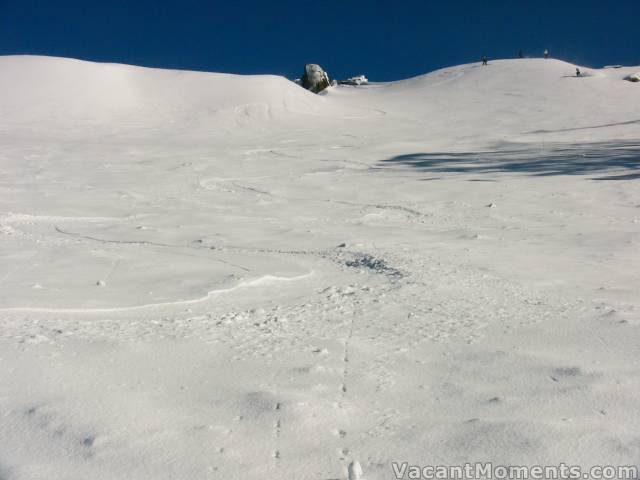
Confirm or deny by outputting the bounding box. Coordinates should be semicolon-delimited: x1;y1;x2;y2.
300;64;331;93
624;72;640;82
339;75;368;86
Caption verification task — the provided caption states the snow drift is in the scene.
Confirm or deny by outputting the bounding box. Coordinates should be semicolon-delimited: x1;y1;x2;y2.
0;56;324;132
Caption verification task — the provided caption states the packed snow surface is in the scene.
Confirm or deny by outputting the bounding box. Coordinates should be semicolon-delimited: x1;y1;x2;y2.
1;55;640;479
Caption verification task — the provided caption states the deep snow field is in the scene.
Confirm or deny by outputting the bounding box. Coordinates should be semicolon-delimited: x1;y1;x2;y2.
0;55;639;480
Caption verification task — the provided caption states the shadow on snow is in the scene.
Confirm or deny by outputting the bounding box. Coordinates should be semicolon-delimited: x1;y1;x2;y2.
377;140;640;180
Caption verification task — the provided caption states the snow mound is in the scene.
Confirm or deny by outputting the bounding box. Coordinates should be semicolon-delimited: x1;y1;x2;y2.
0;55;323;130
329;59;640;146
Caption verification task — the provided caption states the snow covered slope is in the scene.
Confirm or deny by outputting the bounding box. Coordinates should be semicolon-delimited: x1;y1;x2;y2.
331;58;640;146
0;55;328;135
0;55;639;480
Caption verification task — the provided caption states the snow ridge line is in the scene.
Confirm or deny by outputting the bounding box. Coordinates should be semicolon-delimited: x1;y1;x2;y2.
0;272;314;314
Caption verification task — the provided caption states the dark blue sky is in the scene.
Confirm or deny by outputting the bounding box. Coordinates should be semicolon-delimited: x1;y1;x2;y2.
1;0;638;81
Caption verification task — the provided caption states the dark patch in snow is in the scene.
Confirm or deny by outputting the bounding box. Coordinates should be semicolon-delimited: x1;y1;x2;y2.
593;172;640;181
553;366;582;377
238;391;279;418
0;464;11;480
344;253;401;277
380;140;640;178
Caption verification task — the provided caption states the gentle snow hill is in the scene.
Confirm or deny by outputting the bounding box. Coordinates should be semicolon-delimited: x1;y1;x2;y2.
328;58;640;147
0;55;326;133
2;56;639;145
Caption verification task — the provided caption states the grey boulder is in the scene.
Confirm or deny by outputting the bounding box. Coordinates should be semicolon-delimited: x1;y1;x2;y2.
301;64;331;93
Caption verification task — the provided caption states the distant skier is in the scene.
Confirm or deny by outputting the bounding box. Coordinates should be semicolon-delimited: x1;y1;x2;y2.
482;55;488;66
518;50;524;59
576;68;581;77
544;49;549;59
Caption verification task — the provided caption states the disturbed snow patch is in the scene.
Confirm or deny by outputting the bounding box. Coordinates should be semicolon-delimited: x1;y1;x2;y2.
343;253;402;277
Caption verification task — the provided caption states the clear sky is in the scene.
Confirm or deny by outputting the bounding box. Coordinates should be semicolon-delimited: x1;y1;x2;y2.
1;0;638;81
